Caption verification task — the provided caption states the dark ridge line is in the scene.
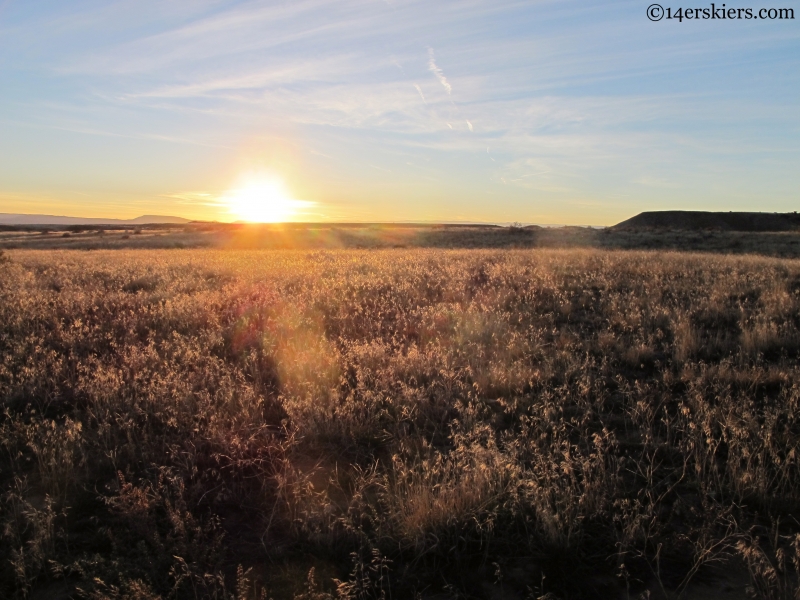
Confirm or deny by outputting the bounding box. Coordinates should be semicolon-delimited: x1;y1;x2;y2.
613;210;800;232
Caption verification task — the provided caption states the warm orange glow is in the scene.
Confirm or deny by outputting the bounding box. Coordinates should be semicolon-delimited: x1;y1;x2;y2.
223;174;312;223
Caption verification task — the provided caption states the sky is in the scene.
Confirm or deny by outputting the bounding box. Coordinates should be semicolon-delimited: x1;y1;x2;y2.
0;0;798;225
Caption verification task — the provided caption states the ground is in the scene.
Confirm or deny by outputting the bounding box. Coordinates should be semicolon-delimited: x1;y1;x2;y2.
1;246;799;599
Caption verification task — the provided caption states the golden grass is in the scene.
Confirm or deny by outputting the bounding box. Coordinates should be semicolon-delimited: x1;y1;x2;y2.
1;248;799;599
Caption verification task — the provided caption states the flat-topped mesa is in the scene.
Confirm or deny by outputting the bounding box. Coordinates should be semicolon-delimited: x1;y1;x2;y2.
612;211;800;232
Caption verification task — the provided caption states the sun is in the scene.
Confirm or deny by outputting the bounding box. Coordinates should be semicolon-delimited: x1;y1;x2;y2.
223;174;309;223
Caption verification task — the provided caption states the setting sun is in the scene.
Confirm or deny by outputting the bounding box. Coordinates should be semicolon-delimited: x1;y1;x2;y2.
223;175;311;223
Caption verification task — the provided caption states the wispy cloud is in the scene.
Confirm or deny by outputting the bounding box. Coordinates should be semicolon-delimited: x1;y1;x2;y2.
2;0;799;221
413;84;427;104
161;191;220;206
427;48;452;95
127;54;361;99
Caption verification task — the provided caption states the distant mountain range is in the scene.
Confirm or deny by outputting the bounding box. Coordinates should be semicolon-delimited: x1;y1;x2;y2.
4;210;798;231
0;213;190;225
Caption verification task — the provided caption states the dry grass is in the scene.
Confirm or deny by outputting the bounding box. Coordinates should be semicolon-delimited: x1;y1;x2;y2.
2;224;800;258
1;248;800;599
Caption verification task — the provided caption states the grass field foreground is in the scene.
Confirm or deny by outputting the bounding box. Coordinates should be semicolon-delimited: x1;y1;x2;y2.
1;248;800;599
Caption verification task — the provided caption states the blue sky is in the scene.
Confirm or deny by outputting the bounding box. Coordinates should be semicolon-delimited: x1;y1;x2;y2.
0;0;798;224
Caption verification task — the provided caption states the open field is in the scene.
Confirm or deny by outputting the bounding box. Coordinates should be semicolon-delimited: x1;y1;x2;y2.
2;248;800;599
2;223;800;258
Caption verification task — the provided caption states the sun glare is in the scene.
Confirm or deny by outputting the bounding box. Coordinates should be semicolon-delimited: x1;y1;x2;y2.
223;175;309;223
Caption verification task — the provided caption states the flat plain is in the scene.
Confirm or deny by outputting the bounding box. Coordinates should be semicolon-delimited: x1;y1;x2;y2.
2;222;800;258
1;244;799;599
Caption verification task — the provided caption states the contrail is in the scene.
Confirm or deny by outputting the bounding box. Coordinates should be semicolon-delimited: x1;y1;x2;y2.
427;48;451;95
